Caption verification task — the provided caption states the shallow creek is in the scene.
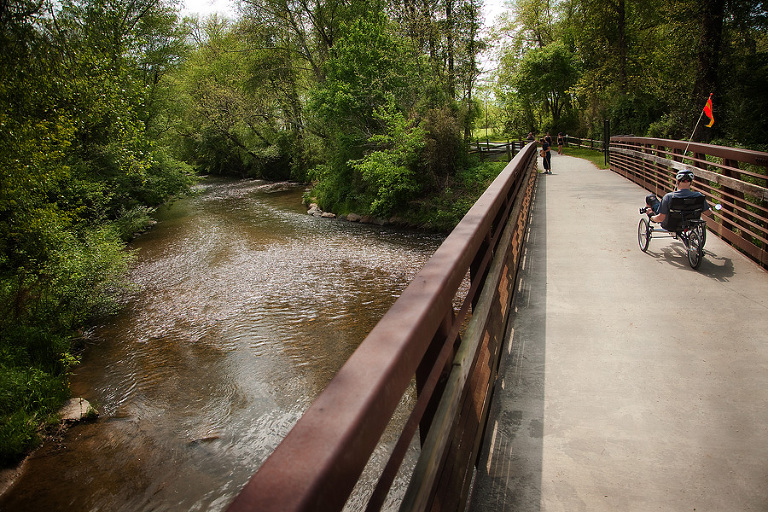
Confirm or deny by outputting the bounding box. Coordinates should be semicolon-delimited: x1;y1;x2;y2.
0;179;444;511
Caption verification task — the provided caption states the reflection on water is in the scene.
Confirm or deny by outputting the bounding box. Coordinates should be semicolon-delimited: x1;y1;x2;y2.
1;179;444;511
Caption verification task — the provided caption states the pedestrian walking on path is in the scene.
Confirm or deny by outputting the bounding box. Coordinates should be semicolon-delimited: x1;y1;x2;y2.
540;137;552;174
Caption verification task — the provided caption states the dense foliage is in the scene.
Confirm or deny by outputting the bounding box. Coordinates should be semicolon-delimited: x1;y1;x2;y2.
170;0;485;218
0;0;195;463
490;0;768;149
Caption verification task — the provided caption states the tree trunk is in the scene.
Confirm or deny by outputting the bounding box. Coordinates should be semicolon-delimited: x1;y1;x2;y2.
692;0;724;142
617;0;627;94
446;0;455;100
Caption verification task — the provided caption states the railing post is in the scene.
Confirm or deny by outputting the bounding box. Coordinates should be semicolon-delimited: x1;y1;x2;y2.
469;238;490;310
415;312;456;445
721;157;749;246
655;144;667;194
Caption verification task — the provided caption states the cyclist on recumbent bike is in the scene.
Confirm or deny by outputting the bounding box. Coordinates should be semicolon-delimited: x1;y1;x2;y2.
637;168;718;269
642;169;713;231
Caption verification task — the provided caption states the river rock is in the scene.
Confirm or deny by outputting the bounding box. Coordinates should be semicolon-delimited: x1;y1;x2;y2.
59;398;97;423
307;203;337;218
308;208;386;224
359;215;387;225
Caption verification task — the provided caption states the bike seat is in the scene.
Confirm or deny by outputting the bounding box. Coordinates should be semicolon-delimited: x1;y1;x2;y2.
662;195;706;231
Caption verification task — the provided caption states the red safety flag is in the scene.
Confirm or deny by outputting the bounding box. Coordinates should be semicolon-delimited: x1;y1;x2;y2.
703;93;714;127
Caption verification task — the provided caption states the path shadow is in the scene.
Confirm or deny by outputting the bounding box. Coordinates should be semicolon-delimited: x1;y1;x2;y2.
646;241;736;281
469;178;546;512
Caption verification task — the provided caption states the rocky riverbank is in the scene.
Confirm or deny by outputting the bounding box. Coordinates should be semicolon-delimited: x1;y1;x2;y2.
306;203;406;227
0;398;97;498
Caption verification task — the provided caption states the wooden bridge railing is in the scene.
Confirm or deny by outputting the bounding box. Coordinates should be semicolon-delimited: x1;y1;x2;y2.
610;136;768;269
469;139;525;160
227;143;539;512
565;134;604;151
470;135;605;157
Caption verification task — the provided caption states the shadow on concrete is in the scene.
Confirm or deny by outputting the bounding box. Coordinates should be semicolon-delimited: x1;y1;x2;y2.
642;240;736;281
468;177;546;512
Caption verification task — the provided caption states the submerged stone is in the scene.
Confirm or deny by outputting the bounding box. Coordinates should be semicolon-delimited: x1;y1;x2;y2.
58;398;97;423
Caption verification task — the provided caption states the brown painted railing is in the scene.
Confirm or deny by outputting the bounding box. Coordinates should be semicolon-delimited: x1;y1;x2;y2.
227;143;539;512
610;136;768;270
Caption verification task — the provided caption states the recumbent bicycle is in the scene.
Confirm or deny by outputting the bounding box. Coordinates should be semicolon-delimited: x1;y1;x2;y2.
637;194;715;270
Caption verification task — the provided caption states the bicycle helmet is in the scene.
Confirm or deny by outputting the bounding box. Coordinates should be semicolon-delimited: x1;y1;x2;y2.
676;169;695;182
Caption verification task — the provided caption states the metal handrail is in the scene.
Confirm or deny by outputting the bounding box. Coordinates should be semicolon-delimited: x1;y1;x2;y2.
227;143;539;512
610;136;768;269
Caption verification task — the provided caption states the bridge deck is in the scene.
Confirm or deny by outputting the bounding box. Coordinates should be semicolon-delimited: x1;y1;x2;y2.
470;155;768;511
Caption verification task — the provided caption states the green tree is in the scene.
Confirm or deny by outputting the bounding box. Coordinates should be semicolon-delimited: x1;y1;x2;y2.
490;0;768;143
507;40;578;129
352;101;426;216
717;0;768;147
492;0;576;134
0;0;193;463
307;12;421;212
240;0;366;81
170;9;336;180
391;0;485;136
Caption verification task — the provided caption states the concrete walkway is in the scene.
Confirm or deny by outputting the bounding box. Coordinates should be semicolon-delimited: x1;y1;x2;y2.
469;154;768;512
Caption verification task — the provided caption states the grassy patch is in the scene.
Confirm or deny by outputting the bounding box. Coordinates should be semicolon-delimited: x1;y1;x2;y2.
562;146;609;169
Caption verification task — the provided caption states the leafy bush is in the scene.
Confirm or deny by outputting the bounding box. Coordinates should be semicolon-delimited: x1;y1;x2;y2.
0;222;135;464
404;158;507;231
0;411;44;466
112;206;156;241
137;150;197;207
43;227;135;328
422;107;463;191
0;327;72;465
351;103;425;216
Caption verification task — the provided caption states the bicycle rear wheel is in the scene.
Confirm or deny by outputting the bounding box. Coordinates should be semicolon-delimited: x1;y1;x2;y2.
687;229;704;269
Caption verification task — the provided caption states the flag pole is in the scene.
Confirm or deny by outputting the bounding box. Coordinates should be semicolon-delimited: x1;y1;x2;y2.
684;92;713;156
683;108;706;156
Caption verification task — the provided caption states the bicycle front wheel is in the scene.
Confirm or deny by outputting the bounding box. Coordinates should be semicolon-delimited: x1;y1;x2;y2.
638;217;651;252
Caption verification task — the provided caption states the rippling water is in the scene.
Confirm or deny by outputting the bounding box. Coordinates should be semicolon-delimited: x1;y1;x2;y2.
1;179;444;511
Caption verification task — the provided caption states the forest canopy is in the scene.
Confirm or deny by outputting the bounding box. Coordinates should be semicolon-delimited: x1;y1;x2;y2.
490;0;768;147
